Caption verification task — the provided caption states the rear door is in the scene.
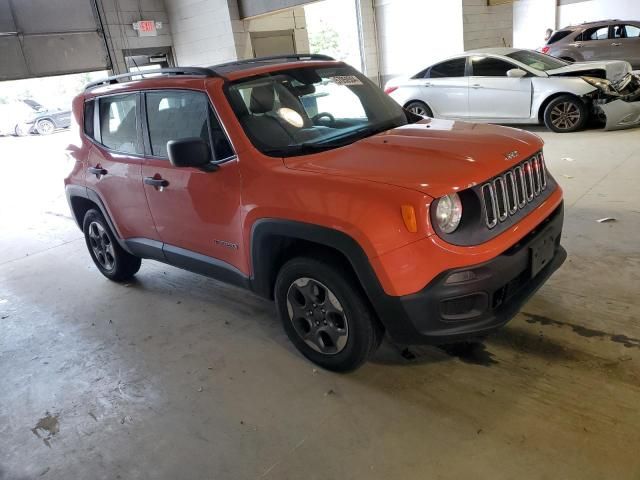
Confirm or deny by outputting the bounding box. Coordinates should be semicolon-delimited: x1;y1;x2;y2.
85;93;158;241
575;25;613;61
140;87;244;272
420;57;469;118
468;56;532;120
612;24;640;68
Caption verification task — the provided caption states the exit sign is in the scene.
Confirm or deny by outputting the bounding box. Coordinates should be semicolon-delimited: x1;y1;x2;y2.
133;20;161;37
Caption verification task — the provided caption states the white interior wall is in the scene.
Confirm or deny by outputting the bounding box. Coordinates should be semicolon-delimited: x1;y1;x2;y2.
375;0;464;83
513;0;556;49
557;0;640;28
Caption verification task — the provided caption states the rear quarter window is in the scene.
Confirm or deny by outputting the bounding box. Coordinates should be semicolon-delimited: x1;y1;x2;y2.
547;30;573;44
83;100;95;139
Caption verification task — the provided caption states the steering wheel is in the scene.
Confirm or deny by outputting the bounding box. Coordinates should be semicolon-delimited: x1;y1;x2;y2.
312;112;335;126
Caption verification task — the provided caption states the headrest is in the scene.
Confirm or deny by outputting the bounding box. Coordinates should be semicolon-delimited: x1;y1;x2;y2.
249;85;275;114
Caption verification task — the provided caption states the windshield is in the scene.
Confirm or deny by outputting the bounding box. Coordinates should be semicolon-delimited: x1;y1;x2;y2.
225;65;419;157
507;50;569;72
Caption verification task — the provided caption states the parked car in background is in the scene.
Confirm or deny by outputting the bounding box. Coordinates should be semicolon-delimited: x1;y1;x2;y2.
541;20;640;69
0;99;71;136
385;48;640;132
65;56;566;371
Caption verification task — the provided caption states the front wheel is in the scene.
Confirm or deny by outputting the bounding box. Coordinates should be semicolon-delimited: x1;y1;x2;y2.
83;209;141;281
543;95;587;133
274;257;383;372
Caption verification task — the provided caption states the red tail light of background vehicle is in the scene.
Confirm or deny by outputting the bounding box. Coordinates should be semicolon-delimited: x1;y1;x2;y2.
540;46;550;55
384;86;398;95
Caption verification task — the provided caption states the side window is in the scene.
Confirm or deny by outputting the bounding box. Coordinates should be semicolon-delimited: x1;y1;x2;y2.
471;57;516;77
145;90;233;161
428;58;467;78
624;25;640;38
582;26;610;41
83;100;95;139
99;94;139;154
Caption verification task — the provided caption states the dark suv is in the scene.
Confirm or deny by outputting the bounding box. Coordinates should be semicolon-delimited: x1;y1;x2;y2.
542;20;640;68
64;56;565;371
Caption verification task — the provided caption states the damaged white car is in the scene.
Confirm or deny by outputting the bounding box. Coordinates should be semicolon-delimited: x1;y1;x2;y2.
385;48;640;133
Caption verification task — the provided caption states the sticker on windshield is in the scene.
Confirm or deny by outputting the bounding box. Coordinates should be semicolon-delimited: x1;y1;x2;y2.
330;75;363;86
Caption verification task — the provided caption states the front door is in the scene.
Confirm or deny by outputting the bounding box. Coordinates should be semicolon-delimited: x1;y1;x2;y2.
140;88;245;273
468;56;532;120
612;24;640;68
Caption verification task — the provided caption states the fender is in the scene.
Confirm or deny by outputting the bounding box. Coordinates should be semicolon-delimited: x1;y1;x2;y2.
249;218;415;338
65;184;134;253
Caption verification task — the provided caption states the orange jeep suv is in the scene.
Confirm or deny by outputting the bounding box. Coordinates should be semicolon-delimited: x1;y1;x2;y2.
65;55;566;371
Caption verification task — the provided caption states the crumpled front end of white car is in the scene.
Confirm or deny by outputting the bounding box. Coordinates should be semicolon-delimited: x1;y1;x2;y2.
583;73;640;130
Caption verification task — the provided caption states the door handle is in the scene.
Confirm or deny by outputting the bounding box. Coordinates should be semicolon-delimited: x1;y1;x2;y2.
471;84;483;89
424;82;432;87
144;176;169;191
88;166;107;177
611;42;623;47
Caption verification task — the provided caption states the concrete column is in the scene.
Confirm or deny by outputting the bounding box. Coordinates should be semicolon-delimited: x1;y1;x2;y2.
356;0;380;84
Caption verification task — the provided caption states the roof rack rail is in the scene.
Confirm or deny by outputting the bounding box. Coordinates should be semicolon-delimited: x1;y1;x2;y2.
84;67;219;91
210;54;335;70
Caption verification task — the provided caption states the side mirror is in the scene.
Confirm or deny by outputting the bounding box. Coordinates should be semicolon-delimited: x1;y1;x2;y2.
167;137;217;171
507;68;527;78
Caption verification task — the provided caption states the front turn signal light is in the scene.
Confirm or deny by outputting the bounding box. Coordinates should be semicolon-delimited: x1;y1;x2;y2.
401;205;418;233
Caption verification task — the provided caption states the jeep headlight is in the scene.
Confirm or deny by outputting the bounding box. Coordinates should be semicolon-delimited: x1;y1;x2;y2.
435;193;462;233
582;76;617;95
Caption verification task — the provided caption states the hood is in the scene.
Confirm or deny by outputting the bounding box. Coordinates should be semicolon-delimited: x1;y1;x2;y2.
283;119;543;198
546;60;632;83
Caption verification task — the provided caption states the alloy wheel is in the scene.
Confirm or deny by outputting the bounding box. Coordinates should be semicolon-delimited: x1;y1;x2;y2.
286;277;349;355
409;105;428;116
37;119;55;135
88;221;115;271
550;102;581;130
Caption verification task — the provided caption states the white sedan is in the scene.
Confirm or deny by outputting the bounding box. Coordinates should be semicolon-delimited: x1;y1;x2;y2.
385;48;640;133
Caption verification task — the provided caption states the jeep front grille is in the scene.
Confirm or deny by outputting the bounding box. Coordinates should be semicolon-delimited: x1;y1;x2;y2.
482;153;548;229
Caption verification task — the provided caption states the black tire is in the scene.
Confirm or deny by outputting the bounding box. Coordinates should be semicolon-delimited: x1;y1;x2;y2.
405;100;433;118
274;256;383;372
82;209;141;281
36;119;55;135
543;95;588;133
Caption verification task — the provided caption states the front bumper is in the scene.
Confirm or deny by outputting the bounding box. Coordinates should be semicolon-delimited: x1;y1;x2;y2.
380;203;566;345
600;100;640;130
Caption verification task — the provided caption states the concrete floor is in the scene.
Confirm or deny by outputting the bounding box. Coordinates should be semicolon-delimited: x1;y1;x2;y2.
0;127;639;480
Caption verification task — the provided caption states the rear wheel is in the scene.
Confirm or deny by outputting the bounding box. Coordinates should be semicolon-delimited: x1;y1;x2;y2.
275;256;383;372
36;119;55;135
543;95;587;133
405;100;433;118
82;209;141;281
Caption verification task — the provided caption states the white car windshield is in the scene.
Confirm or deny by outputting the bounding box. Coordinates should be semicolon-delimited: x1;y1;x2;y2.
507;51;569;72
226;65;419;157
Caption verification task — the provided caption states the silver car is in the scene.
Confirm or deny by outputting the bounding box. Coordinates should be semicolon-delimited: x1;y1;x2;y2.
385;48;640;133
542;20;640;69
